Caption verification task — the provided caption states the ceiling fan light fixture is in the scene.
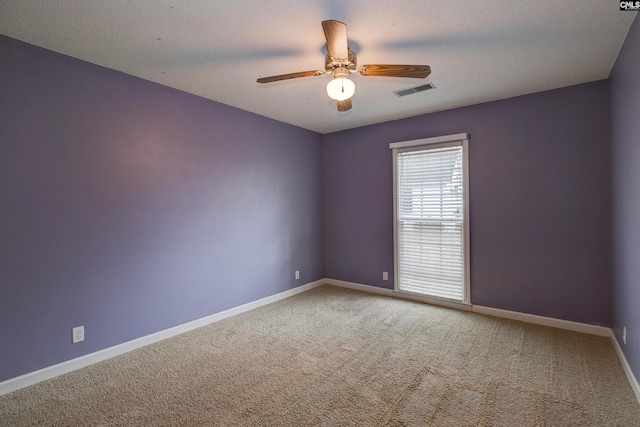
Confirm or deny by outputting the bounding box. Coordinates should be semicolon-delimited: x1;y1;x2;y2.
326;77;355;101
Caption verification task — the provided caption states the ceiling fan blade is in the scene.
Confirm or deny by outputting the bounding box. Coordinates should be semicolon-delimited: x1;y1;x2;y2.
257;70;324;83
337;98;352;112
322;20;348;60
359;64;431;78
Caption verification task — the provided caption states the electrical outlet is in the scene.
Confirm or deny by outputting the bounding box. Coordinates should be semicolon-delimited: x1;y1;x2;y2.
383;271;389;281
72;326;84;344
295;270;300;280
623;326;627;345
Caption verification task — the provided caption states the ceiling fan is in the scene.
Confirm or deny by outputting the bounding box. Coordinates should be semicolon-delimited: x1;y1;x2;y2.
256;20;431;112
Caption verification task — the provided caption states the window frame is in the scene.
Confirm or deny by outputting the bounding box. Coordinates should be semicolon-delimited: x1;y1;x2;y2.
390;133;471;306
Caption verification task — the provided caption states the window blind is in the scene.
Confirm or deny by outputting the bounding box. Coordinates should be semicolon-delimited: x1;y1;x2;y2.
396;143;465;301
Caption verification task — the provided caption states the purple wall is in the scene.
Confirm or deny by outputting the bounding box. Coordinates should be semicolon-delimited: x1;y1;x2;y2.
0;35;324;382
611;16;640;386
324;80;611;326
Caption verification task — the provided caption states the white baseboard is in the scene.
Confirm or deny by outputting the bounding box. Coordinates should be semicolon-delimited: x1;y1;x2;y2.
326;279;608;335
0;279;324;396
610;330;640;404
470;305;611;337
324;278;472;311
324;278;394;296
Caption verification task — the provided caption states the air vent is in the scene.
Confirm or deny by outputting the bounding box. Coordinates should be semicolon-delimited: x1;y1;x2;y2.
393;82;436;97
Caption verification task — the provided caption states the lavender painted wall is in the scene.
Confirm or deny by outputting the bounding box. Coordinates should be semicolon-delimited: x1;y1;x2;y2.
324;81;611;326
0;35;324;382
611;16;640;384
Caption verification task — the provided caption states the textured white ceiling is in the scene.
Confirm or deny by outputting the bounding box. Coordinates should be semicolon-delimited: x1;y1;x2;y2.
0;1;636;134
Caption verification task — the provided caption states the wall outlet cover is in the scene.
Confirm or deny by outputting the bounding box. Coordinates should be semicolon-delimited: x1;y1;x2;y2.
72;326;84;344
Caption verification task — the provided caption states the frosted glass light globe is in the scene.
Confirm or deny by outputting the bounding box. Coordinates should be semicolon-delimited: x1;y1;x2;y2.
326;77;355;101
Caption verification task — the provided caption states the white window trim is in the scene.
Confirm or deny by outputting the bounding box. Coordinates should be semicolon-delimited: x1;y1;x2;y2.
390;133;471;307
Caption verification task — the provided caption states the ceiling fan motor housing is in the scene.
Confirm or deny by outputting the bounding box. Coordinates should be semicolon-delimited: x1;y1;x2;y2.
325;49;357;76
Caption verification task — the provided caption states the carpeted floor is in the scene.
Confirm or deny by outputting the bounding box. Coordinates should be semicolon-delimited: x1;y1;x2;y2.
1;285;639;426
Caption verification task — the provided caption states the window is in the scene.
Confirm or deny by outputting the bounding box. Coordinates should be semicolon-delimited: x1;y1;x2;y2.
390;133;470;304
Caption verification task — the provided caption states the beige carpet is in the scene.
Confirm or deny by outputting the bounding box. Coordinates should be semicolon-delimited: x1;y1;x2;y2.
1;285;639;426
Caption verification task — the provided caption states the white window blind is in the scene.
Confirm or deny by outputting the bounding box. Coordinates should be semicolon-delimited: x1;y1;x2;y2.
392;135;469;303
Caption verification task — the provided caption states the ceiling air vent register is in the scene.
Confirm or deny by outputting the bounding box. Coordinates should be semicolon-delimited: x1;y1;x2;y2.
394;82;436;97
